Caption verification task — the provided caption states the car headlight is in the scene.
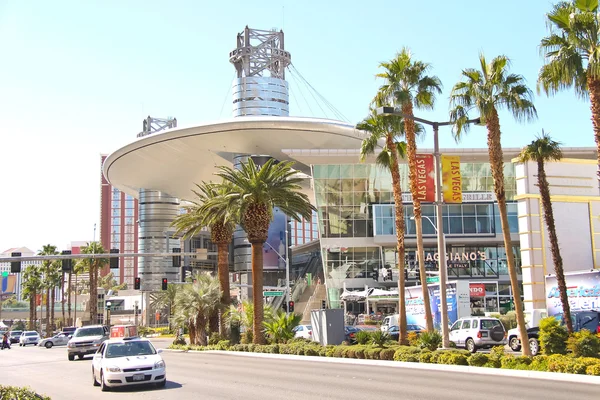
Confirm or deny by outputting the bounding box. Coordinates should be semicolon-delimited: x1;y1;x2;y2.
154;360;165;369
67;343;74;348
106;366;121;373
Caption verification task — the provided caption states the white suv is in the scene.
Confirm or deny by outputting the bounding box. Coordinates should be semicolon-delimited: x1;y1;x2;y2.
449;316;506;353
19;331;41;346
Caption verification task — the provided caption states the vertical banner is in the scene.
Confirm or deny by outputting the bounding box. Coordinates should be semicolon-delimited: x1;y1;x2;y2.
441;155;462;203
415;154;435;202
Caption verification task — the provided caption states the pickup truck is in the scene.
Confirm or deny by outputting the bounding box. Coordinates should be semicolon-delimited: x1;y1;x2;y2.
508;326;540;356
67;325;109;361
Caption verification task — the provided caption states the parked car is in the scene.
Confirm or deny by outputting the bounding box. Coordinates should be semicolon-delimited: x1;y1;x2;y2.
8;331;22;344
67;325;109;361
292;325;312;340
387;324;426;341
344;326;360;343
449;316;506;353
507;309;547;355
19;331;41;346
61;326;77;336
39;332;71;349
92;337;166;391
557;310;600;335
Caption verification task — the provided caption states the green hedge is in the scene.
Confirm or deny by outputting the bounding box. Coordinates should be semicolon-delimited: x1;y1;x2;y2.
168;339;600;376
0;385;50;400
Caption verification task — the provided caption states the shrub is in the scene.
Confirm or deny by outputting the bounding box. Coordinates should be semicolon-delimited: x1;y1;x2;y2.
208;332;226;345
304;347;319;356
586;364;600;376
355;346;367;359
333;346;345;358
367;348;382;360
468;353;489;367
490;311;517;331
393;346;421;362
172;335;187;346
500;355;532;370
530;355;549;371
240;331;253;344
483;346;505;368
566;329;600;358
215;340;231;350
539;317;568;355
546;354;589;374
418;330;442;351
355;331;371;345
0;386;50;400
380;348;396;361
325;345;336;357
407;331;419;347
445;353;469;366
370;331;390;348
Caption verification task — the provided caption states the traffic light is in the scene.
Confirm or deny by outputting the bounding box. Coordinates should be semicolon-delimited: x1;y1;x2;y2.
288;301;294;313
61;250;72;272
172;248;181;269
110;249;119;269
183;266;192;282
10;252;21;273
321;300;327;309
134;277;141;290
387;268;393;281
162;278;168;290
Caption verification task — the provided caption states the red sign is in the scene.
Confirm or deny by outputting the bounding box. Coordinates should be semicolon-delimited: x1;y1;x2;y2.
469;283;486;297
415;154;435;202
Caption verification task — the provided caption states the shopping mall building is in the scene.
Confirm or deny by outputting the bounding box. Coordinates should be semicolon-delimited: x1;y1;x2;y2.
102;27;600;316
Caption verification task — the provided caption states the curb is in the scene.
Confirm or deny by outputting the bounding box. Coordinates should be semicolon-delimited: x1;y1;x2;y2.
162;348;600;385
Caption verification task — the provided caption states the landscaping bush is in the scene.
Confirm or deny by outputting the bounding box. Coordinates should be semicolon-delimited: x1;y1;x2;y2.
539;317;568;355
355;331;371;345
172;335;187;346
355;346;367;359
370;331;390;348
566;329;600;358
380;348;396;361
407;331;419;347
435;351;469;366
208;332;227;345
325;345;337;357
240;331;253;344
467;353;489;367
529;355;549;371
418;330;442;351
333;346;346;358
215;340;231;350
304;346;319;356
546;354;587;374
393;346;421;362
500;355;532;370
484;346;505;368
419;349;434;363
366;347;382;360
586;364;600;376
0;385;50;400
490;311;517;331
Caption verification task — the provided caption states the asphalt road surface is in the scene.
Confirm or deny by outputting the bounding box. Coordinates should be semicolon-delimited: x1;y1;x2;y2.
0;341;598;400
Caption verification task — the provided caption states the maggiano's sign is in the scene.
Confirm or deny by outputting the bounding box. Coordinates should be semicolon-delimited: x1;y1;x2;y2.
424;251;487;262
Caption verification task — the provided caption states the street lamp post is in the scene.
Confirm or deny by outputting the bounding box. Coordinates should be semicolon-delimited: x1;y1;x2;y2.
106;301;112;328
377;106;480;348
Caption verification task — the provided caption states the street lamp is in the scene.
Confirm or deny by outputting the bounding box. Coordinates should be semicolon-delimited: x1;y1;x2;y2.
106;301;112;328
377;106;481;348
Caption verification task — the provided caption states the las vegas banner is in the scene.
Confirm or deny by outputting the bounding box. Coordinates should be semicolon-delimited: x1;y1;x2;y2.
415;154;435;202
441;155;462;204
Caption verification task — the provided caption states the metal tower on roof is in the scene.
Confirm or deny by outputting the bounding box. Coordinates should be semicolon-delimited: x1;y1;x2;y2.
229;26;292;117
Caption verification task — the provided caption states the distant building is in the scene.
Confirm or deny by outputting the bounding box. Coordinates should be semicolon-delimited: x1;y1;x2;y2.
0;247;40;301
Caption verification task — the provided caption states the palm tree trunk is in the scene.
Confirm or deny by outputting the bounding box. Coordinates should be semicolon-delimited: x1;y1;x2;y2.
537;160;573;333
197;315;208;346
33;291;37;330
587;76;600;179
90;263;97;324
387;133;408;345
45;288;50;336
68;271;72;326
50;288;55;335
403;103;434;333
217;242;230;336
251;243;266;344
188;320;196;345
486;108;530;356
29;294;35;330
61;271;66;328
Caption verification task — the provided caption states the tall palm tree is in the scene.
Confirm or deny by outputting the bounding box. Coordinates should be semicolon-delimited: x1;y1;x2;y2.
208;159;315;344
357;106;411;343
22;265;43;330
150;283;179;332
450;53;537;355
80;242;108;324
224;300;276;342
47;262;62;333
38;244;59;336
376;48;442;334
71;258;88;326
517;131;572;333
172;181;239;335
538;0;600;174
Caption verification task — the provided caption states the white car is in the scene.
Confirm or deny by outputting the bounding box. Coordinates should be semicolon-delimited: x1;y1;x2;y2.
449;316;507;352
92;337;166;391
293;325;312;340
19;331;41;346
39;333;71;349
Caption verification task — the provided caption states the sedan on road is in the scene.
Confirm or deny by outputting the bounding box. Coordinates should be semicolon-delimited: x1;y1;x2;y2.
19;331;40;347
92;337;166;391
387;324;426;340
293;325;312;340
39;332;71;349
9;331;22;344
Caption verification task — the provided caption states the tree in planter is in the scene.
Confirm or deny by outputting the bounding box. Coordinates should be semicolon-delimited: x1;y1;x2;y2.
539;316;568;355
517;131;572;333
79;242;108;324
150;283;179;332
263;311;301;344
224;300;275;344
38;244;60;336
450;53;537;355
21;265;43;330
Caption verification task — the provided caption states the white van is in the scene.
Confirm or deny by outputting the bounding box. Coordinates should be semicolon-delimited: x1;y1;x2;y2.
381;314;399;332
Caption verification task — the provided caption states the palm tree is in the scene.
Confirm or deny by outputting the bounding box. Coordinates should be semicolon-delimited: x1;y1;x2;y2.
376;48;442;334
150;283;179;332
47;262;62;333
224;300;276;343
357;107;411;343
538;0;600;174
450;53;537;355
172;182;239;335
80;242;108;324
263;311;301;344
71;258;88;326
38;244;59;336
174;272;221;346
517;131;572;333
208;159;315;344
22;265;43;330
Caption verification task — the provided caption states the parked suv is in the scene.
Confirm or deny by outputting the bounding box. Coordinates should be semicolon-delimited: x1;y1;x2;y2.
9;331;22;344
19;331;41;346
67;325;109;361
449;316;507;353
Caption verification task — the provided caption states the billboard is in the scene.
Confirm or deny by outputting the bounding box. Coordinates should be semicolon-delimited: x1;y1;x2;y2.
262;208;288;270
1;275;16;295
405;281;470;329
441;155;462;203
415;154;435;203
545;271;600;316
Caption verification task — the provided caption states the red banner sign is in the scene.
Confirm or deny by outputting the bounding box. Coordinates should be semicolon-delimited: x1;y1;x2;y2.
469;283;486;297
415;154;435;202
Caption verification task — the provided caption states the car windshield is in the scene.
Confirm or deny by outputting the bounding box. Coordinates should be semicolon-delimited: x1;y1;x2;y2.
480;320;502;330
25;332;38;336
105;341;156;358
74;327;105;337
10;332;22;336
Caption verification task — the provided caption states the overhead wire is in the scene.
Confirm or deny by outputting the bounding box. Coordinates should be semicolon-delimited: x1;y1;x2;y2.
219;71;236;118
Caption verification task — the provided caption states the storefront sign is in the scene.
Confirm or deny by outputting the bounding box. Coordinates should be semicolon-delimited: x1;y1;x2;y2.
545;271;600;317
469;283;486;297
424;251;487;263
401;191;494;203
415;154;435;202
441;155;462;204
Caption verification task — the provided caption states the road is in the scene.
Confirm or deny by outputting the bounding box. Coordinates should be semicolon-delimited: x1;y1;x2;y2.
0;341;598;400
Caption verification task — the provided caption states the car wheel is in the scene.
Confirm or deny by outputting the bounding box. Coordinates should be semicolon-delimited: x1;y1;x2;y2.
156;379;166;388
19;343;22;347
68;354;75;361
529;338;540;356
45;342;53;349
466;338;477;353
92;368;100;387
509;337;522;352
100;371;110;392
78;354;84;360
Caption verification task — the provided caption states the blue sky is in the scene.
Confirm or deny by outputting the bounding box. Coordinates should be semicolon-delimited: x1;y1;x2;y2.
0;0;593;252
